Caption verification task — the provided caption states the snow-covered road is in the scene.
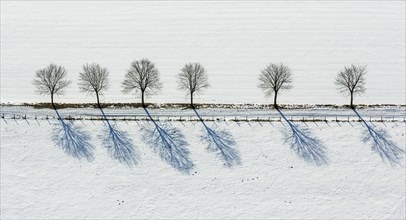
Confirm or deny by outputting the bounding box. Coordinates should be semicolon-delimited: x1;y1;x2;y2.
1;106;405;121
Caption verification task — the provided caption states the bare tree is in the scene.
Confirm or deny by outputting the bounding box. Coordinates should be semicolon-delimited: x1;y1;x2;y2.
335;64;367;108
258;63;293;108
122;59;162;107
177;63;209;108
33;63;71;109
78;63;110;108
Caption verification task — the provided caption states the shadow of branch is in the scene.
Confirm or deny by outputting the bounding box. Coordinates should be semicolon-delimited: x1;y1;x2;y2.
99;108;140;167
353;109;405;166
141;108;194;174
277;108;328;166
52;109;94;161
193;108;241;167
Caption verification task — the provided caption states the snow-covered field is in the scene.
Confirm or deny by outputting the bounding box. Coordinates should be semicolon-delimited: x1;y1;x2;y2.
1;1;406;219
1;1;405;105
1;106;405;219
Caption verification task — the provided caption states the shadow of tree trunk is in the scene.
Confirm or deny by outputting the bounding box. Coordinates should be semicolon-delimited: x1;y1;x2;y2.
276;108;328;166
353;109;404;166
99;108;140;167
193;108;241;167
52;109;94;161
141;108;194;174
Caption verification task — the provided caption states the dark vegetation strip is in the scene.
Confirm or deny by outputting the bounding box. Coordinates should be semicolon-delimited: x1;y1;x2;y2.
1;102;404;110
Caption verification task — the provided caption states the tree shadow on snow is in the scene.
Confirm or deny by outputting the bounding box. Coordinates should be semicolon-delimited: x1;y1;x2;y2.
141;108;194;174
276;108;328;166
353;109;405;166
98;108;140;167
52;109;94;161
193;108;241;167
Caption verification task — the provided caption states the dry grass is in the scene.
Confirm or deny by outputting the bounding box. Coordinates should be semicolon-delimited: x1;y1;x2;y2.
1;102;404;110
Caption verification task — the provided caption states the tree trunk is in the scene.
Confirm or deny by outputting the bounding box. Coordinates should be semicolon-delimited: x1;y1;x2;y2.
51;93;56;110
141;91;145;108
273;92;278;109
350;92;354;109
190;92;194;109
95;90;101;109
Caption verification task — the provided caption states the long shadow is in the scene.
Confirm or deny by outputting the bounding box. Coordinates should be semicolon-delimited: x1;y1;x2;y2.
141;108;194;174
353;109;405;166
52;109;94;161
276;108;328;166
99;108;140;167
193;108;241;167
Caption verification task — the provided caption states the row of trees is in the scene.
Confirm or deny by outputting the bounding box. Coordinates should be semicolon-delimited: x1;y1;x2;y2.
259;63;367;108
33;59;366;109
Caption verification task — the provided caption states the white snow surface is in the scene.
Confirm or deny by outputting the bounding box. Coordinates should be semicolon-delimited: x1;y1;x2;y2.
1;1;406;219
1;105;406;120
1;107;405;219
1;1;405;105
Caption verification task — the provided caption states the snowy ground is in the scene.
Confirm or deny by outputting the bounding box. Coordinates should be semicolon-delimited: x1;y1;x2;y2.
1;0;405;219
1;105;405;121
1;107;405;219
1;1;405;105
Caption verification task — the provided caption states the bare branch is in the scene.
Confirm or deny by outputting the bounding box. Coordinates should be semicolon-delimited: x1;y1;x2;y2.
258;63;293;97
78;63;110;95
335;64;367;96
177;62;209;99
258;63;293;107
122;59;162;96
33;63;71;97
